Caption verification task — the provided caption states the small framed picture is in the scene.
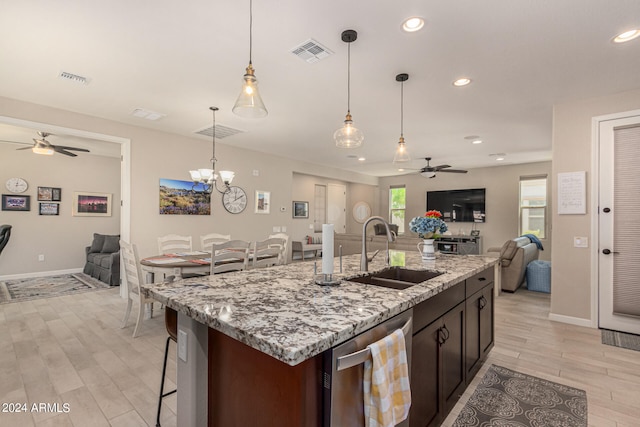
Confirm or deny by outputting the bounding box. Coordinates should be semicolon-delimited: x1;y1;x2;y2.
37;186;61;201
255;190;270;214
292;201;309;218
51;188;62;201
2;194;31;211
72;191;112;217
470;230;480;236
39;202;60;216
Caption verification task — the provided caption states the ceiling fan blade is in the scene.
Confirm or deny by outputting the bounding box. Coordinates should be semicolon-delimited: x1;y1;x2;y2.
439;169;468;173
53;147;78;157
16;146;34;151
433;164;451;170
54;145;90;152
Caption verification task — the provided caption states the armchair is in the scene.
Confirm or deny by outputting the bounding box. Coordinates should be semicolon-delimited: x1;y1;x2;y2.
83;233;120;286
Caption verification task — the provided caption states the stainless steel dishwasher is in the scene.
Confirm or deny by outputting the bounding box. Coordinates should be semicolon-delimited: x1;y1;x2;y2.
322;309;413;426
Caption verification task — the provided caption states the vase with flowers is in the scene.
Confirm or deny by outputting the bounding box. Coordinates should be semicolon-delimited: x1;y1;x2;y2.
409;210;448;260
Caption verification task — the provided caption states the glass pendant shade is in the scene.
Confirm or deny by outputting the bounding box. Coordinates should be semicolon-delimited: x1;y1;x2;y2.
393;137;411;163
232;64;268;118
219;170;235;184
334;113;364;148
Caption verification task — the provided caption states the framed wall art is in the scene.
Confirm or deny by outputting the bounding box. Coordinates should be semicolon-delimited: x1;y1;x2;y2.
72;191;112;217
255;190;270;214
1;194;31;211
292;201;309;218
39;202;60;216
38;186;62;201
159;178;211;215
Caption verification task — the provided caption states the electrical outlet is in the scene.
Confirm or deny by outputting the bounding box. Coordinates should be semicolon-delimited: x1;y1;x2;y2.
38;254;45;261
178;330;188;362
281;226;286;233
273;226;281;233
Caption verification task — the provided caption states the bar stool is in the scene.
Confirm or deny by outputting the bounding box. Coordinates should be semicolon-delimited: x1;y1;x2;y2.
156;307;177;427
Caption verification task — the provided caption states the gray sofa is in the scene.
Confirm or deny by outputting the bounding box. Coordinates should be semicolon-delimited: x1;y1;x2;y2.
488;236;539;292
83;233;120;286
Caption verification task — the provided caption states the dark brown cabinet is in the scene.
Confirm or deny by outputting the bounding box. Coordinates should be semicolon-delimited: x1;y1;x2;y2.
465;270;495;382
410;266;495;427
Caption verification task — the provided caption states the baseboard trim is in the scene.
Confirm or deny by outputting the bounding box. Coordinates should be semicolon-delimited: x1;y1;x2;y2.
548;312;595;328
0;268;83;281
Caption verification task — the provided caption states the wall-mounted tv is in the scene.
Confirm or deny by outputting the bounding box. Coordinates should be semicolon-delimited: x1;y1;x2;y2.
426;188;486;222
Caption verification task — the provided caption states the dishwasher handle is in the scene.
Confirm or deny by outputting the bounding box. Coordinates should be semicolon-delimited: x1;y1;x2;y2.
336;317;412;372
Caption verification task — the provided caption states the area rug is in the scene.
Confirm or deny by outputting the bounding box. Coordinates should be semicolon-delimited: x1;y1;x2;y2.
0;273;111;304
453;364;587;427
601;329;640;352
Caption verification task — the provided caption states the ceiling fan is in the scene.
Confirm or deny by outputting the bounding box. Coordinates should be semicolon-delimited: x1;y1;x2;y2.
419;157;468;178
13;131;90;157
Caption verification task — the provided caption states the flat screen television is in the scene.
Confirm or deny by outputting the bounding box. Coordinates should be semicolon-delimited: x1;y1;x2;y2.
426;188;486;222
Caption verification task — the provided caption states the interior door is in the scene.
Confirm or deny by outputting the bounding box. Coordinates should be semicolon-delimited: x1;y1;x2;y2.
327;183;346;234
598;114;640;334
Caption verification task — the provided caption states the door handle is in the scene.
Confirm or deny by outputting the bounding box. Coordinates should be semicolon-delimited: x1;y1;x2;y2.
602;249;619;255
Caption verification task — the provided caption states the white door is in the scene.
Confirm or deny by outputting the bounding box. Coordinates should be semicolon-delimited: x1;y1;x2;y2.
598;114;640;334
327;183;346;234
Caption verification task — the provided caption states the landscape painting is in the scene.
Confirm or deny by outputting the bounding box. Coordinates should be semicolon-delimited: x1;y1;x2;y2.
160;178;211;215
72;192;111;216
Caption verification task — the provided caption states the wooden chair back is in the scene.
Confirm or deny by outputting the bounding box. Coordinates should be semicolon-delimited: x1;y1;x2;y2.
268;232;290;264
252;237;286;268
200;233;231;253
210;240;250;274
157;234;192;255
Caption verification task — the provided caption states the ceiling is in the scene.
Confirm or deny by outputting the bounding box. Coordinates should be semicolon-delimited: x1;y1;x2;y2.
1;0;639;176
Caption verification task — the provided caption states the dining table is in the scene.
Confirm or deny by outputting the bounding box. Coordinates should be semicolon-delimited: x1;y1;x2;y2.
140;251;212;283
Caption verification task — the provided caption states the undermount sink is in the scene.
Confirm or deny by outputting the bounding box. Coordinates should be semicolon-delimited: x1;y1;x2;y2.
346;267;444;290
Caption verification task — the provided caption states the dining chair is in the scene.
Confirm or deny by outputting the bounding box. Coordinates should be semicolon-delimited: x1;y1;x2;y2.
200;233;231;253
120;240;157;338
210;240;250;274
156;306;177;427
252;237;286;268
268;232;290;264
157;234;192;255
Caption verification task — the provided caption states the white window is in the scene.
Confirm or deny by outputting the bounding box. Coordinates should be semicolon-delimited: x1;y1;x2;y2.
389;186;406;234
519;176;547;238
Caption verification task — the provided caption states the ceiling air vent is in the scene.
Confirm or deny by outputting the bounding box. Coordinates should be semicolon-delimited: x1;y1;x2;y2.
291;39;333;63
58;71;90;85
195;125;245;140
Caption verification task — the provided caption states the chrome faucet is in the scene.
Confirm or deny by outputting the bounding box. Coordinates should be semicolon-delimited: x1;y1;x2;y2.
361;216;396;272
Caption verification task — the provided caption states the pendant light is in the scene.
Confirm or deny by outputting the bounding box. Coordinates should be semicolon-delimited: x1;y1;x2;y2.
334;29;364;148
189;107;235;194
232;0;268;118
393;73;411;163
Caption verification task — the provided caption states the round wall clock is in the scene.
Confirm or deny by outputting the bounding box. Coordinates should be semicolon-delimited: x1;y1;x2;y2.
5;177;28;193
222;186;248;214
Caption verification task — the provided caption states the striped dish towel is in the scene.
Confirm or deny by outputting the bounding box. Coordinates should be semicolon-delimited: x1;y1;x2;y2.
363;329;411;427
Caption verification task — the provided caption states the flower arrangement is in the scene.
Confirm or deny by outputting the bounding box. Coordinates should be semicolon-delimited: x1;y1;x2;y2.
409;210;448;239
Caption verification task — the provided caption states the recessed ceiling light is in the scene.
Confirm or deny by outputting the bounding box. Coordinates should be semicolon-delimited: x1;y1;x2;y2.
495;157;505;161
358;157;366;161
472;139;483;144
613;29;640;43
453;78;471;87
397;168;405;172
402;17;424;32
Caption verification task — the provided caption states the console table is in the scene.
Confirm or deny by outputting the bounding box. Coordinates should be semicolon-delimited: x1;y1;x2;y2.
436;235;482;255
291;241;323;260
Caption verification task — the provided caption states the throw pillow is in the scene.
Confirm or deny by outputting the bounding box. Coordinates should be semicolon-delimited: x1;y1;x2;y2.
499;240;518;266
101;235;120;253
89;233;106;253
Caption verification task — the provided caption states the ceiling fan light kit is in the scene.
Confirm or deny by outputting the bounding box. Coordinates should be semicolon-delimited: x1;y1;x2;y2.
419;157;468;178
14;131;90;157
334;29;364;149
233;0;268;118
393;73;411;163
189;107;236;194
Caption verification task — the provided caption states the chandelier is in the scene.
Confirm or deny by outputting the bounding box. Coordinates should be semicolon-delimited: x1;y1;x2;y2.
189;107;235;194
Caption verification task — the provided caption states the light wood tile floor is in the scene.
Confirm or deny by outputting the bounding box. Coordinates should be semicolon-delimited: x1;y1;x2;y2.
1;287;639;426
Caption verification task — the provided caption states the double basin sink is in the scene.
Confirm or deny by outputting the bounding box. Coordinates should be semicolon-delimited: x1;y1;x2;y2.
346;267;443;290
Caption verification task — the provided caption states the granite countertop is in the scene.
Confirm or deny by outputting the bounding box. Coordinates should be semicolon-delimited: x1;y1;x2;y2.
144;251;498;366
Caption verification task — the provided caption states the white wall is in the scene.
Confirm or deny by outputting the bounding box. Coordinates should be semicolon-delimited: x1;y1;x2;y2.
0;96;378;276
551;88;640;323
378;162;553;259
0;143;120;276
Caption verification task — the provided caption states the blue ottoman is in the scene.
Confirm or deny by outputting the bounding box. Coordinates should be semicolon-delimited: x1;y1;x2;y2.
526;260;551;293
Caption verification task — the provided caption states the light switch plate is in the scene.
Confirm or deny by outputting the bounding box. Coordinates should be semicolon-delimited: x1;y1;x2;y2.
574;237;588;248
281;226;286;232
178;330;188;362
273;226;281;232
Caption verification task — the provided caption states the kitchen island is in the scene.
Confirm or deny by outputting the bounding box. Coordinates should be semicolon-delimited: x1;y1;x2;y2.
145;251;498;426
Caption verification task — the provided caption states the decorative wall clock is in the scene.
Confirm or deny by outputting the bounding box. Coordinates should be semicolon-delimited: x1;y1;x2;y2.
5;177;28;193
222;186;247;214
